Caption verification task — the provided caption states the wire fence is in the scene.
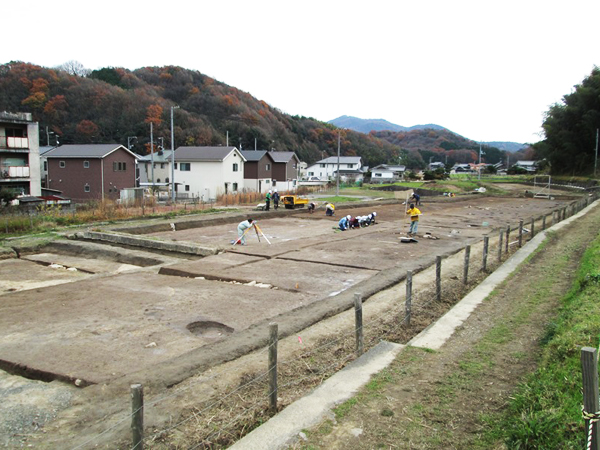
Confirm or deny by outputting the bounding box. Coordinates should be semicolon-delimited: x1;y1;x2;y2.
61;195;596;450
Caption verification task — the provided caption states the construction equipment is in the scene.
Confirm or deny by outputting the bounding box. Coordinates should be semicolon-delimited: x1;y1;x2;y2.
282;195;309;209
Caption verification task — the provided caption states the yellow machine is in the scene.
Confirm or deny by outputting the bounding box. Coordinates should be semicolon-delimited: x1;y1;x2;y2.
282;195;309;209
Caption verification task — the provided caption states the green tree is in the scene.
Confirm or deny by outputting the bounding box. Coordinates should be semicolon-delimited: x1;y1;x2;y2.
533;67;600;174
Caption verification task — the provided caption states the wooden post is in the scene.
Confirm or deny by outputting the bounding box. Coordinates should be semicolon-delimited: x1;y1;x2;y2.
435;256;442;302
518;219;523;248
530;218;535;240
354;293;364;357
131;384;144;450
463;245;470;285
498;231;503;263
268;323;278;414
505;225;510;254
405;271;412;326
581;347;600;450
542;214;546;230
482;236;489;272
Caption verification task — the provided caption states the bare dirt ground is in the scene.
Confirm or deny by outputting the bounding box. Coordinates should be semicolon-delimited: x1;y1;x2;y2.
295;201;600;449
0;191;581;448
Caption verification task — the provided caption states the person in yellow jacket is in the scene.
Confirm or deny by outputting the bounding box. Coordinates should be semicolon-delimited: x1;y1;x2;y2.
406;203;421;236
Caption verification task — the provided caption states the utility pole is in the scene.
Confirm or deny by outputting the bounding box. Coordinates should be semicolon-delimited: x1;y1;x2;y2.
478;143;482;181
150;122;154;187
595;128;599;177
170;105;179;203
336;130;341;196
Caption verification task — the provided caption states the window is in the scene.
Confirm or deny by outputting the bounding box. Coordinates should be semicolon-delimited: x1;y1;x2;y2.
160;163;165;169
157;178;161;183
265;179;270;184
43;161;47;171
308;171;314;176
174;163;178;170
165;177;169;183
84;184;90;192
59;161;66;168
233;183;238;191
320;163;326;168
266;163;271;171
180;163;190;171
347;164;354;168
185;185;190;191
83;161;90;168
232;163;239;172
113;162;127;171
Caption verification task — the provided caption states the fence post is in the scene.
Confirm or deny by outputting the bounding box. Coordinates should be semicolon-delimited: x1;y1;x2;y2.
354;293;364;357
498;231;503;263
269;323;278;414
463;245;470;285
505;225;510;254
530;218;535;240
435;256;442;302
131;383;144;450
581;347;600;450
482;237;489;272
405;271;412;326
518;219;523;248
542;214;546;231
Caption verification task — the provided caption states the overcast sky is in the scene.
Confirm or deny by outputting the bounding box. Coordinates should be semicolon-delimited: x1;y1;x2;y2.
5;0;599;144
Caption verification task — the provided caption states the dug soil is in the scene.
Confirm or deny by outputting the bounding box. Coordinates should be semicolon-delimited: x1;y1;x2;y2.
293;204;600;449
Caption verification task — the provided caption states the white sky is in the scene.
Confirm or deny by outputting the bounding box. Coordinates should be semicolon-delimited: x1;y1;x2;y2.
5;0;599;144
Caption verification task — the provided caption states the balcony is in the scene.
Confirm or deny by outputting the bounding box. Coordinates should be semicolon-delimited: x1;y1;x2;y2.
0;136;29;150
0;165;30;179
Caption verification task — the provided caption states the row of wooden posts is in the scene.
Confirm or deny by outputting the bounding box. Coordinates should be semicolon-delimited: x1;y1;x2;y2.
127;196;594;449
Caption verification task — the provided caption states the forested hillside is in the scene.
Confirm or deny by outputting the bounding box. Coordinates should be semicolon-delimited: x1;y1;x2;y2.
0;62;402;166
0;61;524;169
532;67;600;174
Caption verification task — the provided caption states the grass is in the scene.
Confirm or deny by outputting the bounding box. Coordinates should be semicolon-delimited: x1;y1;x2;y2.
486;233;600;449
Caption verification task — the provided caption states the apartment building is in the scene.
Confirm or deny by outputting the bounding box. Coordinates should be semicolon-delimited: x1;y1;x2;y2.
0;111;41;196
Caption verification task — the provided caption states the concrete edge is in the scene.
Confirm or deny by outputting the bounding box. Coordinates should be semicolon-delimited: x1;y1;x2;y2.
229;341;405;450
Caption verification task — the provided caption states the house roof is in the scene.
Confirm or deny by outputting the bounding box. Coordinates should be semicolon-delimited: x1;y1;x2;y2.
174;146;246;162
516;160;537;166
45;144;139;159
372;164;406;171
240;150;274;162
316;156;362;165
269;151;299;163
138;150;174;162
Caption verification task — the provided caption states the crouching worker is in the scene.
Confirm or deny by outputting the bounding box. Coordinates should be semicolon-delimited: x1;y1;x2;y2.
325;202;335;216
338;214;351;231
406;204;421;236
234;218;254;245
366;211;377;226
308;202;316;213
349;216;361;229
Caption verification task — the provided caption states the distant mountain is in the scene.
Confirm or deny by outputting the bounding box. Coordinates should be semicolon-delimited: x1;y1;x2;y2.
329;115;446;134
483;141;528;152
329;115;526;152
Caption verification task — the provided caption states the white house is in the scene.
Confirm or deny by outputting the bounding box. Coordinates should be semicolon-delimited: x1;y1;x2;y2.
173;146;246;201
514;160;538;173
305;156;363;180
370;164;405;183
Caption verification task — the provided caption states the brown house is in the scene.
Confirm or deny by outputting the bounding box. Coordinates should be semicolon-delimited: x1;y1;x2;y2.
45;144;139;202
269;151;300;191
240;150;275;193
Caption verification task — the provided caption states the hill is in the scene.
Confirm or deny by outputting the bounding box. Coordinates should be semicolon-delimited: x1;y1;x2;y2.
330;115;526;152
329;115;446;134
0;62;520;170
0;62;401;167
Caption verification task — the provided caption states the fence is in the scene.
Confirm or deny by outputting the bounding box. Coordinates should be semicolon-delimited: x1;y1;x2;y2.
65;194;596;449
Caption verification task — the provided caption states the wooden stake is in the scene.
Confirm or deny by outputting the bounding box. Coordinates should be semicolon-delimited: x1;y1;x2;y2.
405;271;412;326
131;384;144;450
463;245;470;285
268;323;278;414
435;256;442;302
354;293;363;356
581;347;600;450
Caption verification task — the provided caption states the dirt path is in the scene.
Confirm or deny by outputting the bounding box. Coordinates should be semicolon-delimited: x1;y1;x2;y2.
295;203;600;449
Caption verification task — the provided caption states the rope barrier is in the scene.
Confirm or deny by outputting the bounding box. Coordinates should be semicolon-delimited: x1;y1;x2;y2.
583;407;600;450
